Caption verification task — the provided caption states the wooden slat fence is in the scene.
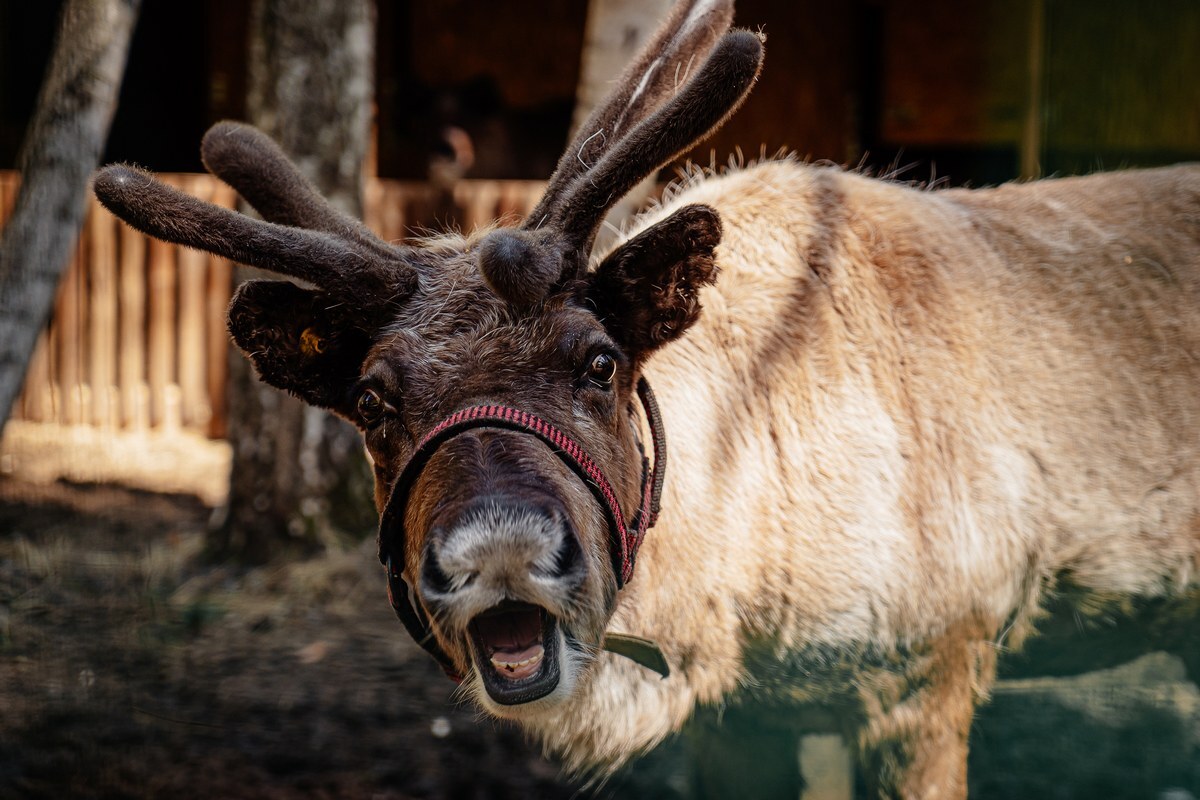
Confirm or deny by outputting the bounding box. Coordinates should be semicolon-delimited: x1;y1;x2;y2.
0;171;546;440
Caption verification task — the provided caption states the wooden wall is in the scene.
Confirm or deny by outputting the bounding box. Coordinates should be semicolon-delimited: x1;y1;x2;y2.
4;0;1196;183
0;173;545;440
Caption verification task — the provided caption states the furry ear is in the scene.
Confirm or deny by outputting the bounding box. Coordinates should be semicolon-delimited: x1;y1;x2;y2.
587;204;722;360
227;280;372;412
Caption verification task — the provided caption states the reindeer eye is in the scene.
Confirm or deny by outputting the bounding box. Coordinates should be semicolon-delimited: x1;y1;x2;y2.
586;353;617;388
357;388;386;425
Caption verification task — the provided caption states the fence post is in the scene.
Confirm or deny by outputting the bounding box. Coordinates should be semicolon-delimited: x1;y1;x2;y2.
176;175;210;430
88;196;118;427
147;235;176;429
799;734;855;800
56;238;84;426
3;173;548;440
118;217;147;430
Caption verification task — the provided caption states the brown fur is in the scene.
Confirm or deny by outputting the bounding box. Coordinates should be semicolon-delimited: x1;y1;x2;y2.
568;159;1200;793
93;1;1200;793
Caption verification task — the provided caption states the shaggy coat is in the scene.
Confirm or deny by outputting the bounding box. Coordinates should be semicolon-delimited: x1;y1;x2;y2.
534;161;1200;792
93;0;1200;795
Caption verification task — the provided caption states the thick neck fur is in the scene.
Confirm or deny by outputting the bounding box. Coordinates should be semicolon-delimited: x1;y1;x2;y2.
522;159;1200;770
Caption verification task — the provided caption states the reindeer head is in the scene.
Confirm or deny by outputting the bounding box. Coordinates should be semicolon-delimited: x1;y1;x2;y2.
94;1;762;716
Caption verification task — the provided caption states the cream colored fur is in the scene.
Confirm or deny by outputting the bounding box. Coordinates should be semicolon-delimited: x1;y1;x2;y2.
520;160;1200;795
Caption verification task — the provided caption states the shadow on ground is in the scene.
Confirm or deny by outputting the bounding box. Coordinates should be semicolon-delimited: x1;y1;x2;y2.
0;479;582;799
1;477;1197;799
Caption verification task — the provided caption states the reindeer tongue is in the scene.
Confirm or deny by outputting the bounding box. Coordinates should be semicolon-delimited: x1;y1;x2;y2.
474;605;545;682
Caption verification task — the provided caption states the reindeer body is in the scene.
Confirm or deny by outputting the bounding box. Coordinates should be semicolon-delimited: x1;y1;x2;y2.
94;0;1200;791
534;161;1200;784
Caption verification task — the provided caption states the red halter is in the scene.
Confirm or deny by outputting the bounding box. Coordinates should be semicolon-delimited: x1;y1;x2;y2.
377;377;666;680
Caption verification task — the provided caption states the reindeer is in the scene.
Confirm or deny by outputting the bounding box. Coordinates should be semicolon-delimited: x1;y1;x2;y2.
93;1;1200;796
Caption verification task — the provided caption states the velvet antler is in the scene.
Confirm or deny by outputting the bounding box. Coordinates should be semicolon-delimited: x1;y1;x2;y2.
532;0;736;228
93;133;416;328
200;121;396;261
477;0;763;308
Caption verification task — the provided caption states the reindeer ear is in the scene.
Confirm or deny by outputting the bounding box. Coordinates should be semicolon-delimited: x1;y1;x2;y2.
227;280;372;412
587;204;721;359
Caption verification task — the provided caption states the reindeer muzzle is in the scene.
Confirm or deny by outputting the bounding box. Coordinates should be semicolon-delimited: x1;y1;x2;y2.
377;377;668;681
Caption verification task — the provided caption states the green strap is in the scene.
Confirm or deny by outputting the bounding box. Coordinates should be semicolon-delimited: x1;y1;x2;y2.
602;632;671;678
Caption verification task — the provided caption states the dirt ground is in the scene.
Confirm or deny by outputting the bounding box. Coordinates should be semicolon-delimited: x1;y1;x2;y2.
0;477;604;799
3;475;1200;800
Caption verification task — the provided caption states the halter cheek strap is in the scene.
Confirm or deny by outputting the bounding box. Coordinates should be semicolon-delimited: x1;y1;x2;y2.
377;377;667;680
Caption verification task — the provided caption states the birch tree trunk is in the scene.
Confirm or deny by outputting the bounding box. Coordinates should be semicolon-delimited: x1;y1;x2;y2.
208;0;376;562
0;0;142;426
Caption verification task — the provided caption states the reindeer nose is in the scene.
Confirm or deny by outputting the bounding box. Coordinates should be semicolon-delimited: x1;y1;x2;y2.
420;498;584;599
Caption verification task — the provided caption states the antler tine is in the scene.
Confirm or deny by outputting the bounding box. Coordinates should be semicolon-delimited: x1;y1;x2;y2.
200;121;398;260
556;30;763;257
527;0;734;229
94;164;415;312
476;7;760;310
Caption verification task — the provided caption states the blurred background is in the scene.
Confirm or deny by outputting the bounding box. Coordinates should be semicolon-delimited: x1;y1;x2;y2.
0;1;1198;798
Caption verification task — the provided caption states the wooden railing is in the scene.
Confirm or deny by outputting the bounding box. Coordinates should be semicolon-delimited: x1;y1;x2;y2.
0;171;546;440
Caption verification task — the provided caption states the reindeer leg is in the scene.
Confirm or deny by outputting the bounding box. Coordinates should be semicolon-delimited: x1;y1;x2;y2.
857;632;997;800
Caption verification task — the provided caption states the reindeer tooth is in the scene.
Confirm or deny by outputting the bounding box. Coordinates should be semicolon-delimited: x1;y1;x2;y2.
490;649;544;671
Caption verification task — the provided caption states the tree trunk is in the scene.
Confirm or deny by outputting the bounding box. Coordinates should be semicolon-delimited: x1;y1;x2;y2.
574;0;673;251
208;0;376;563
0;0;142;426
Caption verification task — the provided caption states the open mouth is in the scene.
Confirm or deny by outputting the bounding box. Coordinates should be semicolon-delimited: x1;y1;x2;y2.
468;601;560;705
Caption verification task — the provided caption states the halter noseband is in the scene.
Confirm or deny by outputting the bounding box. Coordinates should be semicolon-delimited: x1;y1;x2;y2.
377;377;667;680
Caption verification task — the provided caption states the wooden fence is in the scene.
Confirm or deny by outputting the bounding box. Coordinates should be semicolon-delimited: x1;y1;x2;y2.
0;171;546;440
